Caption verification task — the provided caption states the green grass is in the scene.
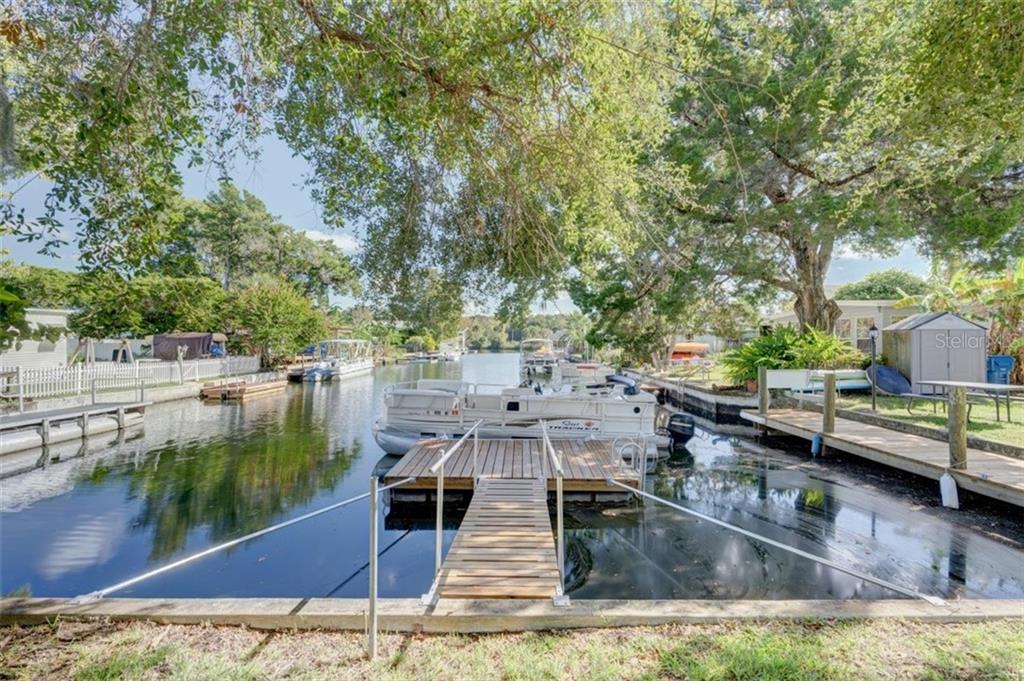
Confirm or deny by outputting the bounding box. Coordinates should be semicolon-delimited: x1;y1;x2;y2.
75;646;172;681
838;394;1024;447
3;619;1022;680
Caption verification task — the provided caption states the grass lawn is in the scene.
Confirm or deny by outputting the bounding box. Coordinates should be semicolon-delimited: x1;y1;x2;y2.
837;394;1024;448
653;364;733;387
2;619;1023;680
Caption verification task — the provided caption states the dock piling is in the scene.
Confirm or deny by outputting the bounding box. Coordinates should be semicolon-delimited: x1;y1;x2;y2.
757;366;769;416
948;387;968;470
822;372;836;435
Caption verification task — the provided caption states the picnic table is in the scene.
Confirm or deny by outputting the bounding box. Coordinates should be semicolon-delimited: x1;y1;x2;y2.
918;380;1024;423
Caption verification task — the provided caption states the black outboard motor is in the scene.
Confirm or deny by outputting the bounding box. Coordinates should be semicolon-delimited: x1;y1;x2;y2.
604;374;638;395
666;412;695;447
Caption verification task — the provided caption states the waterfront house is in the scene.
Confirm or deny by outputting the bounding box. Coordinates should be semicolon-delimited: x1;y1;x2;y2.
0;307;73;369
765;299;921;351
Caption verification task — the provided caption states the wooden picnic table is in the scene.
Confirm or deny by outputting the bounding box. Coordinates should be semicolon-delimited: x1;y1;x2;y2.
918;380;1024;423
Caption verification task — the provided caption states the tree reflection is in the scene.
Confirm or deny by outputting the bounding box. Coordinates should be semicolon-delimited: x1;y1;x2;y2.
84;397;358;560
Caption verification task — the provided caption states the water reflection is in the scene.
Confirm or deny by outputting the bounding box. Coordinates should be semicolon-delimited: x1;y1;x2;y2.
1;353;1022;601
561;432;1024;600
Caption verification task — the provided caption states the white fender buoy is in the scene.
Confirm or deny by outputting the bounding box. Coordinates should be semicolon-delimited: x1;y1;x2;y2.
940;472;959;509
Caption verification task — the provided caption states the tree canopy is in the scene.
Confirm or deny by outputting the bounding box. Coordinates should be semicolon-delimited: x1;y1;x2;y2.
2;0;1022;350
833;270;928;301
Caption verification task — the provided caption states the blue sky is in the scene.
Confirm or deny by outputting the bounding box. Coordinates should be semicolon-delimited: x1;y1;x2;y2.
3;133;930;311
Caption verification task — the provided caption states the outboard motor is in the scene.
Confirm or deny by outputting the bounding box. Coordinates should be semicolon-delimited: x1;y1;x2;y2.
604;374;638;395
666;412;695;447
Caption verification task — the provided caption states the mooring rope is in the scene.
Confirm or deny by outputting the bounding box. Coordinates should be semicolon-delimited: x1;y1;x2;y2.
606;479;946;606
72;476;417;602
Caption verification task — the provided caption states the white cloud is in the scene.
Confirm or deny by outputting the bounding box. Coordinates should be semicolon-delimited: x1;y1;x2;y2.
303;229;361;254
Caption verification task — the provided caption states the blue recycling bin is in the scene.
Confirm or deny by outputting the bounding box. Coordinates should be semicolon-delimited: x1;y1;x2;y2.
986;355;1015;384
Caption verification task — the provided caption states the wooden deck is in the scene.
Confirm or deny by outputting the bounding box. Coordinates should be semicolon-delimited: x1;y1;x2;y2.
743;409;1024;508
436;478;561;600
384;438;640;492
0;402;149;431
200;379;287;401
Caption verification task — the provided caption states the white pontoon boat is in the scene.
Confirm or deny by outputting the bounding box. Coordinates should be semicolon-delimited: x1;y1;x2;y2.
295;339;374;382
373;378;669;457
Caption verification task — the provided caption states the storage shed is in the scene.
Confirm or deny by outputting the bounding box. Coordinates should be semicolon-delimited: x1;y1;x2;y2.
882;312;987;392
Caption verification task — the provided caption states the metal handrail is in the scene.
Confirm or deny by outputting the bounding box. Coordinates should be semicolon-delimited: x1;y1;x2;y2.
540;421;569;606
74;476;416;604
367;475;414;659
539;421;564;476
427;419;485;474
422;419;484;605
604;479;946;606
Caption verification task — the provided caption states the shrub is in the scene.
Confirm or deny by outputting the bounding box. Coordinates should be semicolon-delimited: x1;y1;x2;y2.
721;326;868;384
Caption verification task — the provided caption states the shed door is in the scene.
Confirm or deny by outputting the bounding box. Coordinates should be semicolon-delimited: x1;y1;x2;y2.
917;329;949;388
947;329;985;383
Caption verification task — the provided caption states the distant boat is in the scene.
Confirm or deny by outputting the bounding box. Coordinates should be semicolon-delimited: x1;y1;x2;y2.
289;339;374;382
519;338;559;380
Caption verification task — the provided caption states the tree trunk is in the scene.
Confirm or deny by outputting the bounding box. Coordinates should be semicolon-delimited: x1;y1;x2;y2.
790;235;841;332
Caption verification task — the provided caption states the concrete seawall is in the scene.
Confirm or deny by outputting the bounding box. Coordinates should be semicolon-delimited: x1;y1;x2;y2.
2;597;1021;632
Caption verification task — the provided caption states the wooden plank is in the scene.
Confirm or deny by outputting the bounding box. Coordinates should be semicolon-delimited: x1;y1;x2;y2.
437;477;559;600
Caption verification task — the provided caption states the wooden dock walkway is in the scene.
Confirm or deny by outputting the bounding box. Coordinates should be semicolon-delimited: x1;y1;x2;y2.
743;409;1024;508
0;402;148;431
436;478;561;599
383;438;640;492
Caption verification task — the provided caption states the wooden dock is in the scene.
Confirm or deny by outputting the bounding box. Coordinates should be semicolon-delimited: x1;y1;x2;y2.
200;379;287;401
383;438;640;492
0;402;149;455
0;402;148;431
386;437;639;601
436;478;561;599
743;409;1024;507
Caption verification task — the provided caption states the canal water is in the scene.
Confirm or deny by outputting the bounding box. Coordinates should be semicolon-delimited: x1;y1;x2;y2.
2;353;1022;601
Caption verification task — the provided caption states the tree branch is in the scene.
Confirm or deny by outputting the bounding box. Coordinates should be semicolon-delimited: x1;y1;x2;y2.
765;144;877;188
295;0;524;103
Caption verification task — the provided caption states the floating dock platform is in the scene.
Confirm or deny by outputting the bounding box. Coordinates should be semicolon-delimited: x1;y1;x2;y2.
0;402;149;455
201;379;288;401
384;438;640;495
743;409;1024;508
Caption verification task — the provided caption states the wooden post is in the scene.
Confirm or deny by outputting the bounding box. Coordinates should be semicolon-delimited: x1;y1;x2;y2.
948;386;968;470
40;419;50;446
822;372;836;434
757;366;769;416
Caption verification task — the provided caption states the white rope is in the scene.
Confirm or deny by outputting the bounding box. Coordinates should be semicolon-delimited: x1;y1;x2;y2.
73;477;416;602
607;479;945;606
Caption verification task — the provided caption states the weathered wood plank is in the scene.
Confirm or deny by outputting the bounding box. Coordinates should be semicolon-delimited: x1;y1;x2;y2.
436;477;559;600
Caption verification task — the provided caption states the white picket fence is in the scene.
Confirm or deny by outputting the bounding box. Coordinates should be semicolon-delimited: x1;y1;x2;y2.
0;356;260;403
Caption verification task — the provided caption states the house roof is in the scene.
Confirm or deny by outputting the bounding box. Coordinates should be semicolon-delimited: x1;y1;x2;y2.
765;299;908;322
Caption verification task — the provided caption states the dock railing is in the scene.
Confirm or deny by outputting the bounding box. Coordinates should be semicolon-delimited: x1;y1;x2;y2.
613;435;648;491
421;419;484;605
540;420;570;606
